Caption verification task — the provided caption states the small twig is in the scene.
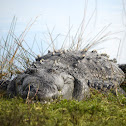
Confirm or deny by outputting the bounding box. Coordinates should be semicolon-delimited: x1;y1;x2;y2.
26;84;31;104
31;87;39;100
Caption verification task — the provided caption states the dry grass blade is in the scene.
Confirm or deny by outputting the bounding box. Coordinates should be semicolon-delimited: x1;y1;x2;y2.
61;25;73;50
9;16;39;66
122;0;126;26
0;16;39;79
10;32;37;58
46;25;56;52
84;24;111;50
69;0;98;51
26;84;31;104
43;26;61;54
77;8;97;50
0;17;17;71
76;0;88;50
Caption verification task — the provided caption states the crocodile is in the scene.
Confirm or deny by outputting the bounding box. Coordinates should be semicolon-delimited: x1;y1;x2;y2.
0;50;125;101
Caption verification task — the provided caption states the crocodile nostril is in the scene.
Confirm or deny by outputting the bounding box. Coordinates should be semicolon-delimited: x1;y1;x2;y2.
47;69;55;73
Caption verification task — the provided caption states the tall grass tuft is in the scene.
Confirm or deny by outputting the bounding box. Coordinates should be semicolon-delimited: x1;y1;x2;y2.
0;16;39;80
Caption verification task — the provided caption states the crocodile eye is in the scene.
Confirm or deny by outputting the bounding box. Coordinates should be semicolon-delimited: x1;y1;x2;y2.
47;69;55;73
72;63;77;68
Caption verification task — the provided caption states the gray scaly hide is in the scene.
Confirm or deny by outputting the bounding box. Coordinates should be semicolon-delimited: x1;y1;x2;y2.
1;50;125;101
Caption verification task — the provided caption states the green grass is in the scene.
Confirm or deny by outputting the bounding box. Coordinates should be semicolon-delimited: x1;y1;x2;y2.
0;90;126;126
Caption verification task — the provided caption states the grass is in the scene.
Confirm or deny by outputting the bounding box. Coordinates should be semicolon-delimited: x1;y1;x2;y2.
0;90;126;126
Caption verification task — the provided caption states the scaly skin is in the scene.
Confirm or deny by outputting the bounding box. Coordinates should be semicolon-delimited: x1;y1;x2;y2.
0;50;125;101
